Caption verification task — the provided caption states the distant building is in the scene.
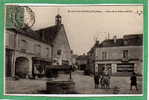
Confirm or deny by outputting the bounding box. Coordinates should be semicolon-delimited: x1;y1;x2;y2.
71;54;78;65
88;34;143;75
5;6;72;77
76;54;88;70
87;42;98;73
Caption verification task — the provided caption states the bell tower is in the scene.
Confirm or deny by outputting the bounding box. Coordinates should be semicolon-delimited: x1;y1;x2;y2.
55;14;62;26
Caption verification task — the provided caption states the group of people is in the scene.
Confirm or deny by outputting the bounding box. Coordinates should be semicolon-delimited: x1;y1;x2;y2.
94;67;138;93
94;68;111;89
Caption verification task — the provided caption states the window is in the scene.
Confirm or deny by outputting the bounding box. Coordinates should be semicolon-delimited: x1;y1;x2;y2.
20;40;28;52
102;51;107;60
34;44;41;55
123;50;128;58
124;40;128;45
46;48;49;57
57;49;62;55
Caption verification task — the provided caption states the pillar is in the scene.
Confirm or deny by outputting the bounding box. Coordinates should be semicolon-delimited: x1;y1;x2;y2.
11;52;16;77
28;58;33;77
134;63;137;73
95;63;98;73
112;63;117;73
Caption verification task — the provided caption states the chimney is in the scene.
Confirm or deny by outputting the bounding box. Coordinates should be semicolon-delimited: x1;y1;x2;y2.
113;35;117;43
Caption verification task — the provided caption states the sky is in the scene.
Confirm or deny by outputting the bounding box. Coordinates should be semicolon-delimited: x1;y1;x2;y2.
26;5;143;55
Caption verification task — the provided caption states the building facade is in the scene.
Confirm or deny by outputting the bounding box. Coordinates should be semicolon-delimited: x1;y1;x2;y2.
76;54;88;70
5;12;72;78
88;34;143;75
5;28;52;77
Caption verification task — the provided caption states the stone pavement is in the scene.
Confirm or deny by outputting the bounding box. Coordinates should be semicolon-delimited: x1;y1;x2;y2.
5;78;47;94
56;70;142;94
5;70;142;94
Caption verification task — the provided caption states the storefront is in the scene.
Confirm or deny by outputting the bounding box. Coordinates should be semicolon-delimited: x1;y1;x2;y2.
96;62;134;75
32;57;51;78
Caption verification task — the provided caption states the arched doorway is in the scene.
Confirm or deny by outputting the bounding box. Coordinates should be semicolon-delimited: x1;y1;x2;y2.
15;57;29;78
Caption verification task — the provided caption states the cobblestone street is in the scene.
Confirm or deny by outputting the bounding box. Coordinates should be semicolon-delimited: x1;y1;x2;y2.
5;70;142;94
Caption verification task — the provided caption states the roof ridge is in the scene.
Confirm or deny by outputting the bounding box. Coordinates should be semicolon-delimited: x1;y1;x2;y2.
35;24;63;32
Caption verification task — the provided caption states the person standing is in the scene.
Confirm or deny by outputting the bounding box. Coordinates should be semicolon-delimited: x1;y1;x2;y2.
94;72;99;89
130;72;138;91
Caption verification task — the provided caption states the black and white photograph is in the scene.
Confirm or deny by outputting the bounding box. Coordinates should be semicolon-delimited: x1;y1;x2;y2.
5;4;143;96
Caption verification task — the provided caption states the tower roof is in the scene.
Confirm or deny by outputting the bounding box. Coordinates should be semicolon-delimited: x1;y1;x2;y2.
56;14;61;18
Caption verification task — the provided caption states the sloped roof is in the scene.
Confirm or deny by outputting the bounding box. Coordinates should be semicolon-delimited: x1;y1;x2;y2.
123;34;143;46
6;24;63;45
98;34;143;47
35;25;62;44
99;39;124;47
7;27;38;39
88;34;143;54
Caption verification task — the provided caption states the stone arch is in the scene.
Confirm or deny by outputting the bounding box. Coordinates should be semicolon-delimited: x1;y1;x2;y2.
15;57;29;78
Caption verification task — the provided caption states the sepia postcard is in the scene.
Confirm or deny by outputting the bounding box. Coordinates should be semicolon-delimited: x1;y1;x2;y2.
0;0;148;100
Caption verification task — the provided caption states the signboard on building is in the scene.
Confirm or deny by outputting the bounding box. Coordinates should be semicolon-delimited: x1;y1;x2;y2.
117;63;134;72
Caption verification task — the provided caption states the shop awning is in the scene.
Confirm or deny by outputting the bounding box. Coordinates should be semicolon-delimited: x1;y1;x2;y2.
46;65;71;71
32;57;52;63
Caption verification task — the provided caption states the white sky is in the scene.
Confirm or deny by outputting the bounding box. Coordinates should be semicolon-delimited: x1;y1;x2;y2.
28;5;143;55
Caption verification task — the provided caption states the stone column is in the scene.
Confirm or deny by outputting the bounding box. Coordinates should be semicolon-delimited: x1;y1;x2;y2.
112;63;117;73
28;58;32;77
11;52;16;77
95;63;98;73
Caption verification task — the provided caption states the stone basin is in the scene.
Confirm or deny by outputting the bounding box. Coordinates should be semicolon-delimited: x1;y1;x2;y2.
46;81;75;94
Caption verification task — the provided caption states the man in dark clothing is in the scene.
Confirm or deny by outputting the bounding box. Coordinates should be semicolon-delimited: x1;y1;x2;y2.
94;73;99;89
130;72;138;90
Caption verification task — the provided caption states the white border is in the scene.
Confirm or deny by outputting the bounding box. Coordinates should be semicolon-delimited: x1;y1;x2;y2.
4;94;143;97
4;3;144;97
5;3;144;6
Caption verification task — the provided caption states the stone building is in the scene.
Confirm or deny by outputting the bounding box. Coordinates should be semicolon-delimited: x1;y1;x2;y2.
76;54;88;70
35;14;72;66
5;28;52;77
5;6;72;77
88;34;143;75
71;54;78;65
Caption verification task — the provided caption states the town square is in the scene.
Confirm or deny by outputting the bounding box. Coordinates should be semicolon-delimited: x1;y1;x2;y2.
5;4;143;95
